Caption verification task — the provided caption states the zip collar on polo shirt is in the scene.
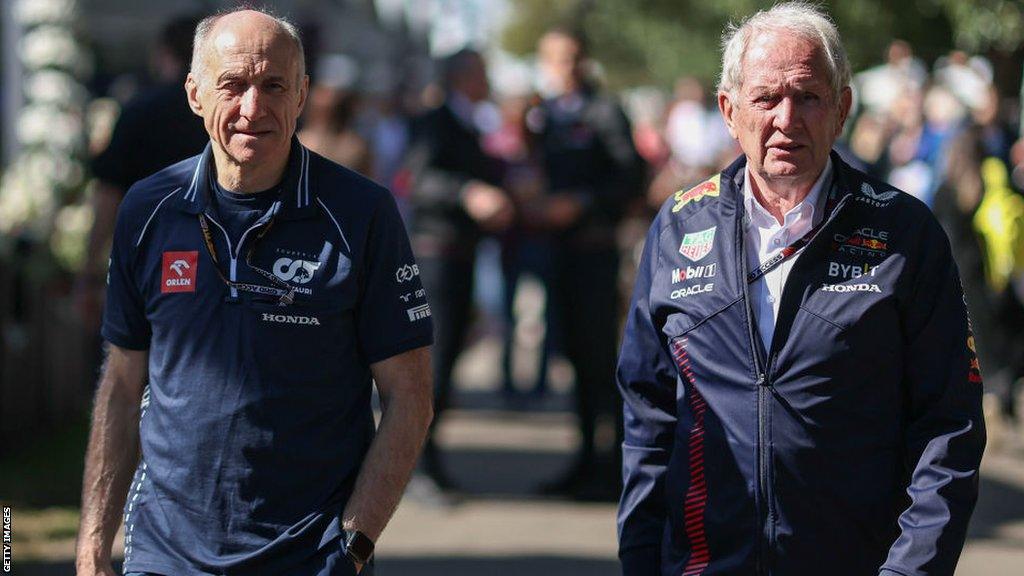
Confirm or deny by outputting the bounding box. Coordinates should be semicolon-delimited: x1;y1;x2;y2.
172;136;318;220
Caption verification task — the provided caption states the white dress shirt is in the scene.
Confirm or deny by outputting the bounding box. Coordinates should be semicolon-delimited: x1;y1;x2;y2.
743;158;833;351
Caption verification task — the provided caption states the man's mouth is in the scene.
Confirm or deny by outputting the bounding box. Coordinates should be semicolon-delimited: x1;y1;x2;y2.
768;142;803;152
233;128;271;137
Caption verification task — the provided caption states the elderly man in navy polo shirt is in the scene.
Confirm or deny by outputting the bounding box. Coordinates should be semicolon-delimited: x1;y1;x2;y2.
75;8;433;576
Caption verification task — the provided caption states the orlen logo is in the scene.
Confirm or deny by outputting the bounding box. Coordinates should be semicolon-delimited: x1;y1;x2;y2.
161;251;198;293
273;257;320;284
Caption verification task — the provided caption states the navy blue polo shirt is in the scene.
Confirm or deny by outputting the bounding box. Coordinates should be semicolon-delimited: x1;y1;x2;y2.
102;138;433;575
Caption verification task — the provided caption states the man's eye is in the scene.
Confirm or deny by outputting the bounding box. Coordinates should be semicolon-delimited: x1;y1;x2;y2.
803;93;820;102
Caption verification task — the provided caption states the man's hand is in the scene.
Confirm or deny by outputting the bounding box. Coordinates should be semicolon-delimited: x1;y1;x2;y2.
461;181;515;232
75;345;148;575
341;346;432;545
543;192;586;230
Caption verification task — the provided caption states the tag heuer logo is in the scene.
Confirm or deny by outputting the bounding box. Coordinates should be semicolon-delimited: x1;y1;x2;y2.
679;227;716;262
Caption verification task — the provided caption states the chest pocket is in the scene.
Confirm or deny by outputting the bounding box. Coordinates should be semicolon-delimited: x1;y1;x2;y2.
246;300;355;388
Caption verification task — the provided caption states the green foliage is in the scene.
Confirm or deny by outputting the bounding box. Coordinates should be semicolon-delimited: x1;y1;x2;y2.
502;0;996;90
931;0;1024;52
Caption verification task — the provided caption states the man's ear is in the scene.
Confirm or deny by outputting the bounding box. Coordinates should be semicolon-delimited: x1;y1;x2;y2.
296;75;310;115
185;74;203;116
836;85;853;136
718;90;739;140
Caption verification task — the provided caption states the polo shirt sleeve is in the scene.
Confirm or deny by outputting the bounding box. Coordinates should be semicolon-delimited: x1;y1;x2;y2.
357;191;433;364
101;194;152;350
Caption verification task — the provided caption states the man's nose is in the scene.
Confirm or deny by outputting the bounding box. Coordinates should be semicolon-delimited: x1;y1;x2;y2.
773;96;796;130
240;86;265;120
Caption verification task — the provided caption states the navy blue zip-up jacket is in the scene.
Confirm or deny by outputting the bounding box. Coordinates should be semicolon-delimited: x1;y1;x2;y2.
617;152;985;576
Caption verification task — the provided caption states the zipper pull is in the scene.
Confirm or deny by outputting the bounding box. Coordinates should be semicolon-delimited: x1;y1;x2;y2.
756;373;767;386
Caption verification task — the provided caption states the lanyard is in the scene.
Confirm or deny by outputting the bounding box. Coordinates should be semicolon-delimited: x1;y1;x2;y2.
745;179;844;285
197;212;296;306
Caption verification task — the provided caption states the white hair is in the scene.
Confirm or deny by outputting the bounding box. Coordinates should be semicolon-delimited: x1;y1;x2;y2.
189;7;306;88
718;2;851;99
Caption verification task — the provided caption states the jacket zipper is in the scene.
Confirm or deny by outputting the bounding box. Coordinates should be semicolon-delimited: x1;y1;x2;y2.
737;218;770;576
739;190;853;575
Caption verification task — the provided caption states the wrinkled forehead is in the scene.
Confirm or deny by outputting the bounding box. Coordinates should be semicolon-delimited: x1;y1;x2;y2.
206;21;300;77
740;30;829;90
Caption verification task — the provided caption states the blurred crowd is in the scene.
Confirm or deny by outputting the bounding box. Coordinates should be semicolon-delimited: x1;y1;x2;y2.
73;15;1024;500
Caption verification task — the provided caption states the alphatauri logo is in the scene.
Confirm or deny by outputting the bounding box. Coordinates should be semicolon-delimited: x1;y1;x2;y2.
161;251;198;293
261;313;321;325
273;257;320;284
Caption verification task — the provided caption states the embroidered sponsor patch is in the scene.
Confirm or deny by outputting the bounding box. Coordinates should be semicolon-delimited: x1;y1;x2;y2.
400;288;427;303
833;227;889;258
671;263;717;284
827;261;878;279
161;251;198;293
967;331;983;384
820;282;882;293
273;257;321;284
261;313;321;325
856;182;899;207
672;174;720;213
396;264;420;283
679;227;716;262
407;303;432;322
670;283;714;299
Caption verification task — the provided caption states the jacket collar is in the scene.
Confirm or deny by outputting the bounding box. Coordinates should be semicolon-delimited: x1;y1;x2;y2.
719;149;856;219
172;136;319;220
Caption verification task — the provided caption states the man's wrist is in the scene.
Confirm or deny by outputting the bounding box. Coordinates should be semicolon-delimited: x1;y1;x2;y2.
343;529;375;565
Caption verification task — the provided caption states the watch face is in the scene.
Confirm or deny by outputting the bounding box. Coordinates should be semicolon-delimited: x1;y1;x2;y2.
345;530;375;564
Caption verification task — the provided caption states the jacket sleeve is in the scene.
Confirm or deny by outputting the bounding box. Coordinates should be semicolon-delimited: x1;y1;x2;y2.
588;100;646;219
881;216;986;576
404;114;471;209
617;215;678;573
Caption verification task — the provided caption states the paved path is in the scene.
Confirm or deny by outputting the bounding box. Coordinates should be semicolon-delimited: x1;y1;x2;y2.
376;407;1024;576
13;336;1024;575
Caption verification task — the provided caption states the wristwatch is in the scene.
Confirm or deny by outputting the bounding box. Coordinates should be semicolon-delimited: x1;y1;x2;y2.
343;530;375;565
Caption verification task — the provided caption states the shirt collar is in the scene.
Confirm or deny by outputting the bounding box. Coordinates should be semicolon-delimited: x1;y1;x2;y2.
743;156;833;229
173;136;318;220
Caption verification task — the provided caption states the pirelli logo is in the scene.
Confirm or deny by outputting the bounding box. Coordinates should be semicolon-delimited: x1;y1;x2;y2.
407;304;431;322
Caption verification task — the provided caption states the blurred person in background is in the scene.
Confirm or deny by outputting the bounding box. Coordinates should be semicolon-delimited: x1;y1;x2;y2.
529;26;645;498
618;3;984;573
648;76;732;208
855;39;927;117
483;92;555;401
936;125;1024;446
405;48;512;490
74;14;208;330
299;53;373;176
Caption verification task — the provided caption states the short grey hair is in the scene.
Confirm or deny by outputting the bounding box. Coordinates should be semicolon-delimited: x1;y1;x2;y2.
718;2;851;99
190;7;306;88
